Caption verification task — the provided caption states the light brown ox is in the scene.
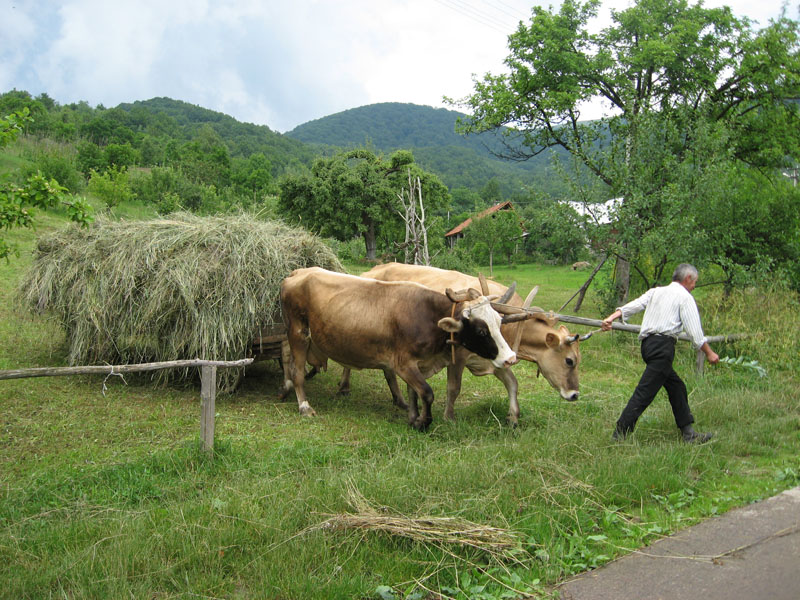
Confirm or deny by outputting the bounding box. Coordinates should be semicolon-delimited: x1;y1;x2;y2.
278;267;533;430
338;263;584;425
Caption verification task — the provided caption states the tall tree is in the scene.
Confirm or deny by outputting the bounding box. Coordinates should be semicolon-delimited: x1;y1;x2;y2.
1;109;92;259
456;0;800;298
279;149;448;261
466;210;523;275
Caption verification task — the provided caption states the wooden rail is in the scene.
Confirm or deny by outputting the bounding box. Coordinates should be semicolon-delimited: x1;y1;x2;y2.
555;313;747;374
0;358;254;452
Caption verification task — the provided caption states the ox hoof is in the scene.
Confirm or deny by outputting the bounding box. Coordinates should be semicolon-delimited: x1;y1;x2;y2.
506;415;519;428
442;410;457;422
299;405;317;417
393;398;409;411
410;417;432;432
336;387;351;396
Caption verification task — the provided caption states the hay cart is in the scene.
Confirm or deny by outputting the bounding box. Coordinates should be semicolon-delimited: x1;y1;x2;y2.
250;322;287;363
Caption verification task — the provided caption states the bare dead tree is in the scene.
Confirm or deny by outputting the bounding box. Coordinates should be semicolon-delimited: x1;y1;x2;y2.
396;170;430;265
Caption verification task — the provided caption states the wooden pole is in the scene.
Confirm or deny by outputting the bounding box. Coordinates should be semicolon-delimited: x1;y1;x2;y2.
0;358;253;380
0;358;253;455
200;365;217;453
552;313;747;375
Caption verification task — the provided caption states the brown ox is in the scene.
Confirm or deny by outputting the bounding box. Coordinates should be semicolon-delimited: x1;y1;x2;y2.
339;263;584;425
279;267;530;430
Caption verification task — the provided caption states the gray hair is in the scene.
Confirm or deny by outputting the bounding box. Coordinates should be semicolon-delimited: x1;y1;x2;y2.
672;263;698;282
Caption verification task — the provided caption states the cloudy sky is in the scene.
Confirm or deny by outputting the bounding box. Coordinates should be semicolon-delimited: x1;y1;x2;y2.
1;0;792;133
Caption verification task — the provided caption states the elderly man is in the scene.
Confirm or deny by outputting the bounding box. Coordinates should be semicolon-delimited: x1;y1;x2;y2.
601;264;719;444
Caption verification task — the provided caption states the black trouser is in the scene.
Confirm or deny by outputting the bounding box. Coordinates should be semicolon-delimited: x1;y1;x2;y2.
616;334;694;434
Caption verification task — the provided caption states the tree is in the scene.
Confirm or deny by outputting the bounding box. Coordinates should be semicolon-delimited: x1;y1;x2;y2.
1;109;92;260
521;199;588;264
279;149;448;261
396;169;431;265
232;153;273;202
466;210;523;275
457;0;800;298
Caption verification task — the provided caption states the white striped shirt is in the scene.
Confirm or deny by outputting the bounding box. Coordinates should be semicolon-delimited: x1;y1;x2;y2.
618;281;707;349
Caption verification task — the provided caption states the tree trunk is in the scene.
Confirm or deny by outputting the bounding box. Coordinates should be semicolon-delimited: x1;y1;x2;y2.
616;248;630;305
364;220;377;261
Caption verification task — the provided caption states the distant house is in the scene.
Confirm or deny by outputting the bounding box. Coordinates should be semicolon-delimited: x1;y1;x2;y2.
445;200;527;248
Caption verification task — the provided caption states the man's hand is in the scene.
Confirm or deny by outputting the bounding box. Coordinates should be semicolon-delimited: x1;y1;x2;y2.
602;310;622;331
700;342;719;365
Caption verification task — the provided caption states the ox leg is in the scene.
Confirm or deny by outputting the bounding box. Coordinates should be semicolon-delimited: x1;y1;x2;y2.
444;362;466;422
278;341;294;401
284;330;316;417
383;369;409;410
493;367;520;426
404;382;420;427
397;367;434;431
337;367;352;395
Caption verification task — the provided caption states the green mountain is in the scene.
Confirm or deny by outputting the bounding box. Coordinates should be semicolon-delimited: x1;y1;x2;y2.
286;102;568;197
116;97;315;171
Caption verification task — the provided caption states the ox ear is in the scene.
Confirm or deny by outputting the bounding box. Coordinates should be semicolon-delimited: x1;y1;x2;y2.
446;288;480;302
545;332;561;349
438;317;463;333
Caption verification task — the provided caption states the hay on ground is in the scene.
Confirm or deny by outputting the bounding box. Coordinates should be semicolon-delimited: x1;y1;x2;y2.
17;212;343;391
308;483;524;562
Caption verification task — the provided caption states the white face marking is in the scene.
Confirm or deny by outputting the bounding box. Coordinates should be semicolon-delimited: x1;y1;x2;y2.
465;299;517;368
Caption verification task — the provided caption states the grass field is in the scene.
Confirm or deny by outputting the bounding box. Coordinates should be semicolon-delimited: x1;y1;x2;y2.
1;211;799;599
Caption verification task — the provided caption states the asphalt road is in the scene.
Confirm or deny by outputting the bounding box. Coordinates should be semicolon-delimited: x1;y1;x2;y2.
556;486;800;600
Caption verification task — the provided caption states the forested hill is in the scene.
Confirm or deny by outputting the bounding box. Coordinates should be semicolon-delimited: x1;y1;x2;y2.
286;102;567;196
116;97;315;170
287;102;496;154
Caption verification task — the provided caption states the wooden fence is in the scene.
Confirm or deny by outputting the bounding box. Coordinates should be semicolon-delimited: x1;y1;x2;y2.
0;358;254;452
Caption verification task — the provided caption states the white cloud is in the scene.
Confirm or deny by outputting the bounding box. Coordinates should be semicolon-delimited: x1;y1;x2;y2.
1;0;792;132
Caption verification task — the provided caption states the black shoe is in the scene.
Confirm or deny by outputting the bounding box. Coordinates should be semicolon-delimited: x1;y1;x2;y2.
681;425;713;444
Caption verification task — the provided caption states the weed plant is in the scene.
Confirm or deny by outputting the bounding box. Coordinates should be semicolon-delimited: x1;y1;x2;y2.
1;220;798;599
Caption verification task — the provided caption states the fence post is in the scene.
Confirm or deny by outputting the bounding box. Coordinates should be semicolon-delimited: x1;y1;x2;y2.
696;350;706;375
200;365;217;452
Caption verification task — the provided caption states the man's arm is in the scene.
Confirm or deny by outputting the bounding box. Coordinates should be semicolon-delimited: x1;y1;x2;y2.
601;288;654;331
699;341;719;364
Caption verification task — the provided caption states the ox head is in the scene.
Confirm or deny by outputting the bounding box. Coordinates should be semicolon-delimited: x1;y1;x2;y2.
437;286;519;369
536;324;582;401
489;283;585;402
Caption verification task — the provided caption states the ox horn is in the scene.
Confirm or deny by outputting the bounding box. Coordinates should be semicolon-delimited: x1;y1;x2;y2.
496;281;517;304
564;333;581;346
446;287;480;302
477;272;490;295
522;285;539;308
502;313;531;324
491;302;525;315
511;285;539;352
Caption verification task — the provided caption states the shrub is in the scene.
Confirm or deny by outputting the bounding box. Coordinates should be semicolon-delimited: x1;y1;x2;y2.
431;245;478;272
87;166;135;208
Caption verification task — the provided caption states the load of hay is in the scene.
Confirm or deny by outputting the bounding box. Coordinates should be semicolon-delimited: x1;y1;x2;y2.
18;212;343;391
